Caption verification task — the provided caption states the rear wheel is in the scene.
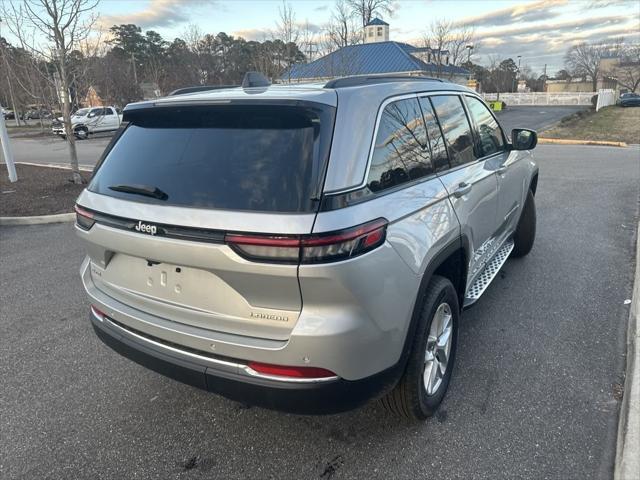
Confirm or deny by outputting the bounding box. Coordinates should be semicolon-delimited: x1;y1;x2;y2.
512;189;536;257
381;275;459;420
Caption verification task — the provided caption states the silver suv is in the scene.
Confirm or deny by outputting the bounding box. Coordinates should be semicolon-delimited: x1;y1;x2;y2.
76;75;538;419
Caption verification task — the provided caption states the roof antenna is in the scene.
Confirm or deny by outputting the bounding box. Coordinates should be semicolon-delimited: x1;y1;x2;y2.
242;72;271;89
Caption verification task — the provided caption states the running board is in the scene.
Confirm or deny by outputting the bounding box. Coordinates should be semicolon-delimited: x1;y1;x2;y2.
464;239;514;308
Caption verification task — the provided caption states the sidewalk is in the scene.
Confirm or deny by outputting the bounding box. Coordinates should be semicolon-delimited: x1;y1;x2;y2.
615;222;640;480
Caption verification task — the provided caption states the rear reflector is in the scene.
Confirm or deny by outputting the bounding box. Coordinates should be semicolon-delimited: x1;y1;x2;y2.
225;218;388;264
248;361;336;379
90;305;106;321
75;204;95;230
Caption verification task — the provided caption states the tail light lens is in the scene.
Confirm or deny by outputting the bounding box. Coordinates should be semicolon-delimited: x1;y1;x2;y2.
225;218;388;264
75;204;95;230
247;361;336;379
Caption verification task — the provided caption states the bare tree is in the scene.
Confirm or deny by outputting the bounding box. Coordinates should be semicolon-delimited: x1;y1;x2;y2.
1;0;99;184
275;1;301;81
324;0;360;52
564;41;611;92
611;44;640;92
345;0;393;30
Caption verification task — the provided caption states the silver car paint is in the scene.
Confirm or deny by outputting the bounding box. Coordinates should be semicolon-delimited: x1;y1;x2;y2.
77;81;537;382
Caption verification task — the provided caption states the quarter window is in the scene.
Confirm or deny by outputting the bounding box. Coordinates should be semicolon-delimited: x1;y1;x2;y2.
366;98;432;193
430;95;475;167
465;96;505;157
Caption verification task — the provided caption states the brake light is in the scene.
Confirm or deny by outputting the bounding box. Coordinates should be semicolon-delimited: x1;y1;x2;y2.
75;204;95;230
225;218;388;264
247;361;336;379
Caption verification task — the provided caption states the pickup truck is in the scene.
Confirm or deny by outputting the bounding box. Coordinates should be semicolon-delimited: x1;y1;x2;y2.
52;106;122;139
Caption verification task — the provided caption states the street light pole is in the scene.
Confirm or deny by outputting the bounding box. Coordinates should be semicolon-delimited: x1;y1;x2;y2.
0;102;18;182
513;55;522;92
466;44;473;64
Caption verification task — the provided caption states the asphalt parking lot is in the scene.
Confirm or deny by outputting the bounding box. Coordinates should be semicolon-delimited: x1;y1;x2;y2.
5;106;587;170
1;144;638;479
496;105;587;132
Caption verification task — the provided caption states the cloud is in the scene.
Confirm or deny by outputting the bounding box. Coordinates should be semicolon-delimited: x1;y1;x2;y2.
456;0;568;27
99;0;213;29
232;27;273;41
474;14;629;39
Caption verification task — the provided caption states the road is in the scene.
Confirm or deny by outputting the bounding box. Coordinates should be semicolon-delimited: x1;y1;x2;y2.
496;105;587;133
1;144;638;479
5;106;586;170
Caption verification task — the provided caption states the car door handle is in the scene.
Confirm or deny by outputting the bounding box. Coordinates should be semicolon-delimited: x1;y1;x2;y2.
496;165;508;175
453;182;472;198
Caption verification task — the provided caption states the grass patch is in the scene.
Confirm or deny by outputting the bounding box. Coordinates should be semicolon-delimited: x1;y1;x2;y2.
542;105;640;144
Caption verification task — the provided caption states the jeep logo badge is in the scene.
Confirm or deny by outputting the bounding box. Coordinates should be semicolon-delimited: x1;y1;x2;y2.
135;221;157;235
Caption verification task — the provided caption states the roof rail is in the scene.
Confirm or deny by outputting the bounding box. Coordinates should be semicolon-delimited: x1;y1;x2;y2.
242;71;271;88
169;85;238;96
324;75;444;89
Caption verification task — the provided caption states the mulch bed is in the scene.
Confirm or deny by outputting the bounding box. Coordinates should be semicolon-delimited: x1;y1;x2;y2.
0;164;88;216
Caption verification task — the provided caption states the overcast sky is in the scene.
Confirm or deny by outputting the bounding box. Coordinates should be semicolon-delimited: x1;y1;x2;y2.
8;0;640;75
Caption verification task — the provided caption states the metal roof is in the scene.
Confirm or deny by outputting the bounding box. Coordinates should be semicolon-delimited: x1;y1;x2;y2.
366;18;389;26
283;41;470;81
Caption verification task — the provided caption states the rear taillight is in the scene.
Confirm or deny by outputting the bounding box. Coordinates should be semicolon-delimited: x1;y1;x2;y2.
75;204;95;230
247;361;336;379
225;218;388;264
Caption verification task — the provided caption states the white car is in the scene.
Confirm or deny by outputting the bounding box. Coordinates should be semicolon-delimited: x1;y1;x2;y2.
52;107;122;139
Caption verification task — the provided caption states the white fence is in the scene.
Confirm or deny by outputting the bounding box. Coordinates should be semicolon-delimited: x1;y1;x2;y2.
482;92;596;106
595;89;615;111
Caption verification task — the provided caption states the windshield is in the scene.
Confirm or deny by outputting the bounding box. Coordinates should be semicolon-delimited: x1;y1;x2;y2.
73;108;90;117
89;103;335;213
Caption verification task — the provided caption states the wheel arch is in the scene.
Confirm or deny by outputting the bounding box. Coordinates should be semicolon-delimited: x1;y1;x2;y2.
395;235;470;375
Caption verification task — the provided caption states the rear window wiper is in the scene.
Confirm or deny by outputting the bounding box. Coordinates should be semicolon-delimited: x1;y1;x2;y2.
108;184;168;200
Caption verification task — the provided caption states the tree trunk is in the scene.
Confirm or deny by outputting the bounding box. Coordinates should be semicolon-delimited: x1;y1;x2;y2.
59;63;83;184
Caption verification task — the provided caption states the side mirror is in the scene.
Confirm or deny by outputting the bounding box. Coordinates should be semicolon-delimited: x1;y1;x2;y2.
88;113;96;118
511;128;537;151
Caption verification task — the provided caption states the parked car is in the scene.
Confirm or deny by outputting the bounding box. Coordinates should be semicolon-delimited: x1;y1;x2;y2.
24;109;52;120
2;108;17;120
619;92;640;107
75;74;538;419
52;106;122;139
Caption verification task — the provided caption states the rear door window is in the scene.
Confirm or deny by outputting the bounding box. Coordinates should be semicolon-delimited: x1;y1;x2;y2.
430;95;476;168
464;96;505;157
418;97;450;172
366;97;433;193
89;104;335;213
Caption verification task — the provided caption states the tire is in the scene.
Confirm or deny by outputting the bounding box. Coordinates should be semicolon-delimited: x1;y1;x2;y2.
74;127;89;140
381;275;459;420
511;189;536;258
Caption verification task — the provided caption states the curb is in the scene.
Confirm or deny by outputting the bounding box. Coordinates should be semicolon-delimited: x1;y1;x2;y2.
0;212;75;226
1;161;93;172
538;138;628;147
615;222;640;480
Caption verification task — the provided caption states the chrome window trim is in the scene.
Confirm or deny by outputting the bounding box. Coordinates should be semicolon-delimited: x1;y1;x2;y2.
328;90;476;195
94;309;340;384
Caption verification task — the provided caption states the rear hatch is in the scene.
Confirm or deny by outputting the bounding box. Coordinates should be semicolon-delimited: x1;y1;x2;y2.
77;100;335;341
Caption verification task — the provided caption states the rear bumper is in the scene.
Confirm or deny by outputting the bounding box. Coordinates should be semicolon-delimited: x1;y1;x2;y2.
91;311;402;414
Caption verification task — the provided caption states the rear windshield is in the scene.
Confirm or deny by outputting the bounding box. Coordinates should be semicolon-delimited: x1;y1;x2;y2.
89;103;335;213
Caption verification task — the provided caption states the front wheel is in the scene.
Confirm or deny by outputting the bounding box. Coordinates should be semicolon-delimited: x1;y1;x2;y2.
381;275;459;420
511;189;536;257
74;127;89;140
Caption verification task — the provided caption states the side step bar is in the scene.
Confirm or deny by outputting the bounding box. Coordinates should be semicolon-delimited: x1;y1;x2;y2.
464;239;514;308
